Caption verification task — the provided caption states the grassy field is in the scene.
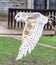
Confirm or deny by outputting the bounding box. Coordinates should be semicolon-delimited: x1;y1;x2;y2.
0;36;56;65
39;36;56;46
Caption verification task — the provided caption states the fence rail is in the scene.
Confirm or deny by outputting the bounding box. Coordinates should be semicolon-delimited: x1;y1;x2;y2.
8;8;56;30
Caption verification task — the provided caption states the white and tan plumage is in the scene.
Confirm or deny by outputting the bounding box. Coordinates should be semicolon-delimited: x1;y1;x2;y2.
15;12;48;60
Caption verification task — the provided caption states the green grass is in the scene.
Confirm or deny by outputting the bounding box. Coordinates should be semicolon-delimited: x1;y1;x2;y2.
0;36;56;65
39;36;56;46
0;37;21;64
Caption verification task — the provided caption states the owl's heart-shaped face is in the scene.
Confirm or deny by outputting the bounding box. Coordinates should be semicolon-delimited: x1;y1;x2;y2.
15;13;26;22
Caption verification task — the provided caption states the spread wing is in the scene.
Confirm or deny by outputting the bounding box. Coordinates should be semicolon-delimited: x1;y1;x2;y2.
15;12;48;60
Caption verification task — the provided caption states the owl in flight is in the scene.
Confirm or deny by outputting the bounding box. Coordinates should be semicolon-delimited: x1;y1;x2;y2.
15;12;50;60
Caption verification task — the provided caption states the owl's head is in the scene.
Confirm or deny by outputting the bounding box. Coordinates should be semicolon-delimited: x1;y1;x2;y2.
15;12;25;22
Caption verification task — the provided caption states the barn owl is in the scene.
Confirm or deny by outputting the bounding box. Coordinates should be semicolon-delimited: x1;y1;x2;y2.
15;12;48;60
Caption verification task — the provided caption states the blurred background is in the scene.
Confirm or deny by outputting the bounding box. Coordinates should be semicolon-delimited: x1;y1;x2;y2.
0;0;56;36
0;0;56;65
0;0;56;14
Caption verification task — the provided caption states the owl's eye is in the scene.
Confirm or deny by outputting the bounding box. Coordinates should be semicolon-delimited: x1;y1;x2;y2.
18;16;19;17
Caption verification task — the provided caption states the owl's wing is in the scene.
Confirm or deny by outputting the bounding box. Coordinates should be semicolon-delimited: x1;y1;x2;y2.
16;13;48;60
